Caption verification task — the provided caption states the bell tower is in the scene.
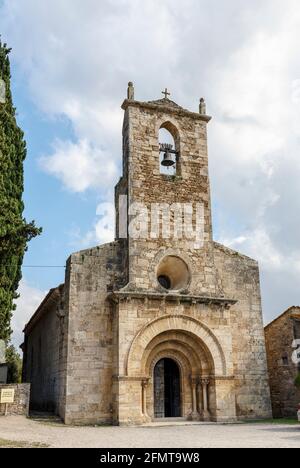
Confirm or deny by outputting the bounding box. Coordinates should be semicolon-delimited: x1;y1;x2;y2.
115;84;221;297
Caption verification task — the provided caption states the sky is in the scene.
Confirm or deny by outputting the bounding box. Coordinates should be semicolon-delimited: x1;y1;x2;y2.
0;0;299;347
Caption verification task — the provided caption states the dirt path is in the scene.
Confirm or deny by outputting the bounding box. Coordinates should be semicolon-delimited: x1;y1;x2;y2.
0;415;299;448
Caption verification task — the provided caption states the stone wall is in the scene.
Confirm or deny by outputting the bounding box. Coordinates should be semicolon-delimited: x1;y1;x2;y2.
265;307;300;418
63;241;127;425
0;384;30;416
214;243;272;419
23;285;66;415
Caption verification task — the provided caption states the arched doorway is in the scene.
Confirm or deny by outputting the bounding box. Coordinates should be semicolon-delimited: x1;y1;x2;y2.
154;358;181;418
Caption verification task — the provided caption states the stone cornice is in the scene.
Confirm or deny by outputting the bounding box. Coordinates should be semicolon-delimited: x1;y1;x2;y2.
112;375;150;382
211;375;235;381
108;290;237;308
121;99;212;123
112;374;235;381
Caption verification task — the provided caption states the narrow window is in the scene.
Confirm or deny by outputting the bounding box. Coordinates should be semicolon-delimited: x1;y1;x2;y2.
159;127;177;176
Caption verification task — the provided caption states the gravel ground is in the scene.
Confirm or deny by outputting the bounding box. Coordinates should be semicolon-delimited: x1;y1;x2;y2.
0;415;299;448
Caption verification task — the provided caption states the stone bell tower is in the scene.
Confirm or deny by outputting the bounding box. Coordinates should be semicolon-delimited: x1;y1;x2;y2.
112;85;236;425
115;84;221;298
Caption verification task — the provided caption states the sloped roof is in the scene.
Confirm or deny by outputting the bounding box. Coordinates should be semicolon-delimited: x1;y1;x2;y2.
265;306;300;330
147;97;187;111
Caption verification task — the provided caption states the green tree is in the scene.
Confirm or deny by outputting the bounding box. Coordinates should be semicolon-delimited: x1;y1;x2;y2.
5;344;22;383
0;40;41;342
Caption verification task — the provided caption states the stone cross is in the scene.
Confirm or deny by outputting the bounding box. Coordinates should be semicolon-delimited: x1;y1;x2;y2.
162;88;170;99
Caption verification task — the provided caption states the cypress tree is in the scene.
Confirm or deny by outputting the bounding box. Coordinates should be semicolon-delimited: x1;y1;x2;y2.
0;40;41;342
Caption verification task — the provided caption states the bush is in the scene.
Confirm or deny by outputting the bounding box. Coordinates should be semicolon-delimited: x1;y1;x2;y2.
5;344;22;383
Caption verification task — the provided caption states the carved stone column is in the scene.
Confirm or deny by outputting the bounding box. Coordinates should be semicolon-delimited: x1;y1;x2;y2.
190;377;200;420
141;379;149;417
197;377;203;418
201;378;210;421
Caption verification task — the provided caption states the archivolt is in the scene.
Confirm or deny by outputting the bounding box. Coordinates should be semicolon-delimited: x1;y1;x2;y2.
126;314;227;377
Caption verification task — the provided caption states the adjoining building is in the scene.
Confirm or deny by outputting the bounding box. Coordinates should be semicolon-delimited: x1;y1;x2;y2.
22;86;272;425
265;307;300;418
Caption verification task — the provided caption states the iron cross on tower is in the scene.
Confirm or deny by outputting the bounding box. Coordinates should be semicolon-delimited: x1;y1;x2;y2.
162;88;170;99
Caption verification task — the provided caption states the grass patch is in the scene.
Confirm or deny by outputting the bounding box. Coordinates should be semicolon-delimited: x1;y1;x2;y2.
0;438;49;448
243;418;299;425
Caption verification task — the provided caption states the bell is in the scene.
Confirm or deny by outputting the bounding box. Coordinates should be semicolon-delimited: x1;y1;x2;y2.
161;150;175;167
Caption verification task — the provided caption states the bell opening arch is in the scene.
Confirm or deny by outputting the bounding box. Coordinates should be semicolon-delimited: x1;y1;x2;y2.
158;121;180;176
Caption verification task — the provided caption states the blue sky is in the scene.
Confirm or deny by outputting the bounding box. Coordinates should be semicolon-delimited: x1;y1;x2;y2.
14;82;101;290
1;0;300;346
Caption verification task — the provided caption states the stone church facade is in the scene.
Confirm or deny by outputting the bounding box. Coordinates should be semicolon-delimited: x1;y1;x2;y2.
22;86;272;425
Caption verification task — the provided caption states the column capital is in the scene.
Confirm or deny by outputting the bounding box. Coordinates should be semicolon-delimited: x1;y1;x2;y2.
141;378;149;388
190;376;198;386
201;378;210;386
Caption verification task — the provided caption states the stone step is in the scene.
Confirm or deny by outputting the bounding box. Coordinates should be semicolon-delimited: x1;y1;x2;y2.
142;418;216;427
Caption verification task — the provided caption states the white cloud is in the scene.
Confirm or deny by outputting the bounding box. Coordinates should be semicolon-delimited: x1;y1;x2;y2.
0;0;182;193
39;139;118;193
220;228;283;272
12;280;46;349
70;201;115;247
207;2;300;322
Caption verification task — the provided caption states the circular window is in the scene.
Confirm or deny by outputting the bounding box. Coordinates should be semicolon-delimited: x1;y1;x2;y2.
157;256;190;291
